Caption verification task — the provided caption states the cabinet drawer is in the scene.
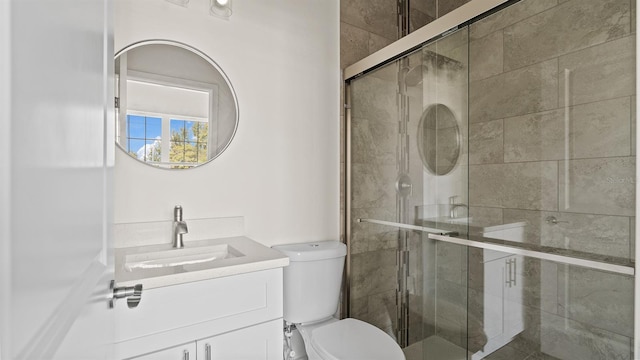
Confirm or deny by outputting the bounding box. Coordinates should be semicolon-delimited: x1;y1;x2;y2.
115;268;283;358
125;342;196;360
197;319;283;360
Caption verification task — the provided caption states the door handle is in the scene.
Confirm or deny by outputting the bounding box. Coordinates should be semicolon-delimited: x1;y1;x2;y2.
109;280;143;308
183;350;190;360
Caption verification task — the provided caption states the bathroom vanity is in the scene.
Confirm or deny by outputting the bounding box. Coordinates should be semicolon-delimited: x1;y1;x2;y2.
113;236;288;360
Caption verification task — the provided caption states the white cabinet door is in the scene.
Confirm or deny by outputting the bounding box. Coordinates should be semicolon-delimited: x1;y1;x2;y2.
128;342;196;360
197;319;282;360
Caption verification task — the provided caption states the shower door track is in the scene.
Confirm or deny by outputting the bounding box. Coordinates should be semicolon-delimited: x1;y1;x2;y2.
358;218;634;276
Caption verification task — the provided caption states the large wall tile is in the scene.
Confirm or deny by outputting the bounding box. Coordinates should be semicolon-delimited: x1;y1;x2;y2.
350;249;397;299
367;289;398;331
410;8;434;33
350;207;397;255
437;0;470;18
502;162;558;211
341;0;398;41
469;164;504;207
469;30;503;82
351;163;397;209
470;162;558;210
351;117;397;165
468;206;504;228
411;0;436;19
540;311;632;360
557;266;634;338
504;98;632;162
469;60;558;124
350;295;368;319
469;119;503;164
503;0;631;71
435;279;468;348
340;22;371;70
503;209;631;258
502;209;544;245
436;242;467;285
369;32;394;54
559;35;635;107
469;0;558;40
350;72;397;122
558;157;635;216
541;212;630;258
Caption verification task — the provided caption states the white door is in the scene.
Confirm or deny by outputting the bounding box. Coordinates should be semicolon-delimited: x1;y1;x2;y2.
0;0;115;359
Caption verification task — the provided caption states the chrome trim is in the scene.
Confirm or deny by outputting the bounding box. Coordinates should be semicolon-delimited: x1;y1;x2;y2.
357;218;458;236
344;0;509;80
342;81;352;319
355;218;634;275
429;234;634;276
114;39;240;170
635;6;640;353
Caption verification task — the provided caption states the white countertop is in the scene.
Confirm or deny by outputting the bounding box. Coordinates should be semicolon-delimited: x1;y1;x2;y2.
115;236;289;289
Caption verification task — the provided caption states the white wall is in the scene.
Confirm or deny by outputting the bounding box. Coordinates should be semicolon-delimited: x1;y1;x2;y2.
114;0;340;247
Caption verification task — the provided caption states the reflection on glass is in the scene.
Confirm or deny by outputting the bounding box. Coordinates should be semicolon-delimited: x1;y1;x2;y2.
417;103;461;176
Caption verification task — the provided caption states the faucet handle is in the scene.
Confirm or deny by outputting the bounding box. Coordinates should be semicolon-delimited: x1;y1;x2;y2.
174;205;183;221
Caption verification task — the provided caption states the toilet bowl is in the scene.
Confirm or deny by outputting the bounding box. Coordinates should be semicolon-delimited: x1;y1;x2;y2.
296;318;405;360
272;241;405;360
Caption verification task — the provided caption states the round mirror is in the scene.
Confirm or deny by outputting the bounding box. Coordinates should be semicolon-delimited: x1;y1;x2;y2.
115;40;238;169
417;104;461;175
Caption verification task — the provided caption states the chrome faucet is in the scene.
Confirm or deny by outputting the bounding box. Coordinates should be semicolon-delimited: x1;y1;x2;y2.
449;196;468;219
173;205;188;248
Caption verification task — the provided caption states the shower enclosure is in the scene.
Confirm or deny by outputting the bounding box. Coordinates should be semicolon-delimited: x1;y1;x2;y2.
344;0;637;359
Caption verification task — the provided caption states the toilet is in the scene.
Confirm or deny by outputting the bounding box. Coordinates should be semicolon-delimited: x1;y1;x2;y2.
273;241;405;360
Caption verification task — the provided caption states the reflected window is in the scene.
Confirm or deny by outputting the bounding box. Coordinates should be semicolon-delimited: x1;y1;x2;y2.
120;76;213;168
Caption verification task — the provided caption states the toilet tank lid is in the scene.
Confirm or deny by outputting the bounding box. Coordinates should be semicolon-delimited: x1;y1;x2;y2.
272;241;346;262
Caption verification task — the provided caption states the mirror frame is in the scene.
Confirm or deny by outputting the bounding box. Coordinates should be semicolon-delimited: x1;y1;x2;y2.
417;103;461;176
114;39;239;170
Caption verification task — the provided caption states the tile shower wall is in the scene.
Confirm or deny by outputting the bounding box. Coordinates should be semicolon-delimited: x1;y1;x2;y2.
466;0;636;358
342;0;474;342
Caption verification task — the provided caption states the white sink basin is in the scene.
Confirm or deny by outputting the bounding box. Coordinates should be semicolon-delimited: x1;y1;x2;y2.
125;244;242;272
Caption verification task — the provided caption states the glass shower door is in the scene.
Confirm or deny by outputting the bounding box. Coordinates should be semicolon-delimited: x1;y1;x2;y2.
464;0;636;358
347;0;635;359
347;25;471;357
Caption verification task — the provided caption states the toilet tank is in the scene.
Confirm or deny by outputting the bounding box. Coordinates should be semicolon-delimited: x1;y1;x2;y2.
272;241;347;324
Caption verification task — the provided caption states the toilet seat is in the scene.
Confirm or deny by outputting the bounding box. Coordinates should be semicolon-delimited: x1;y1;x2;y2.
297;318;405;360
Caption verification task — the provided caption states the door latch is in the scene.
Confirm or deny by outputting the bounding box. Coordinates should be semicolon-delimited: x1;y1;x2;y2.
109;280;143;309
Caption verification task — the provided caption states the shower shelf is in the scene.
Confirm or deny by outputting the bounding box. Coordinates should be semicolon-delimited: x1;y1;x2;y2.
356;218;634;276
